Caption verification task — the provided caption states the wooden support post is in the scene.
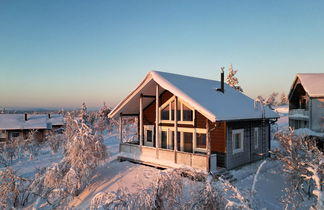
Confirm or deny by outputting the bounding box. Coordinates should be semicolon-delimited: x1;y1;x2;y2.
174;96;178;163
119;113;123;152
139;94;143;146
155;85;159;159
206;119;211;172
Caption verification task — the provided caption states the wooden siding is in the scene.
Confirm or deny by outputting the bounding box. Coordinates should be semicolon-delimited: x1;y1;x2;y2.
143;101;156;125
210;121;227;153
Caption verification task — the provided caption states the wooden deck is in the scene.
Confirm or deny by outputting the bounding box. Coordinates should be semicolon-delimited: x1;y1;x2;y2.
119;143;217;172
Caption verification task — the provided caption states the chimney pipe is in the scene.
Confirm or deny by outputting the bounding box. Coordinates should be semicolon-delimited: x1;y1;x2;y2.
217;67;225;93
48;113;51;119
25;113;28;121
221;68;224;93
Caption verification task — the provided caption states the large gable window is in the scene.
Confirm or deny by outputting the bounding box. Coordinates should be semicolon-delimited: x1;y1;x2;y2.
160;96;195;124
232;129;244;154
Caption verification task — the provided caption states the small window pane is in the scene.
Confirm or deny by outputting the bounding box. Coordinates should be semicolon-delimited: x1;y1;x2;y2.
171;101;175;121
177;101;181;121
147;130;152;142
183;132;193;152
169;131;174;150
177;131;181;151
182;104;193;121
161;131;167;149
12;132;20;138
161;105;169;120
234;133;241;149
196;133;206;149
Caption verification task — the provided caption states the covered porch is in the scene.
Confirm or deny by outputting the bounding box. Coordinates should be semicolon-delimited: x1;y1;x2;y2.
119;142;216;172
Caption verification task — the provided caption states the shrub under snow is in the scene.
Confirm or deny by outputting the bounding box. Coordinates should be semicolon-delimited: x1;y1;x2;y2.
90;167;251;210
272;130;324;209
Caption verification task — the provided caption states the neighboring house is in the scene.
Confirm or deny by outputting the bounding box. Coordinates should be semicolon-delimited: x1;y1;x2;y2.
108;71;278;171
288;73;324;132
0;113;64;143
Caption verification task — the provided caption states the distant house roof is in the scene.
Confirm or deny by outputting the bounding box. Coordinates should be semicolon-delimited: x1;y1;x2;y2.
109;71;279;122
290;73;324;98
0;114;64;130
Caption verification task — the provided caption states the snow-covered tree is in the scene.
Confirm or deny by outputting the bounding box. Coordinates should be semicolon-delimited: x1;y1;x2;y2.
226;64;243;92
256;92;279;109
0;130;41;166
79;102;88;124
46;132;66;154
94;102;111;134
30;112;108;207
279;92;289;105
265;92;279;108
0;167;30;208
272;131;324;209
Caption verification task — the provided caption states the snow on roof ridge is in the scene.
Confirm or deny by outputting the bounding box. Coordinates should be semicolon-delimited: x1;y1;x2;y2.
150;71;217;122
150;70;217;83
294;73;324;97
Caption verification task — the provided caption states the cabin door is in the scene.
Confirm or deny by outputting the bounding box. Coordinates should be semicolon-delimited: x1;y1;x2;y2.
144;125;154;147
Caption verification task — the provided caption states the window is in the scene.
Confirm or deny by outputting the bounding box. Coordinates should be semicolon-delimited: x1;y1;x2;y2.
11;132;20;138
169;131;174;150
144;125;154;147
159;127;207;153
232;129;244;154
147;130;153;142
183;132;193;153
161;131;167;149
196;133;206;149
161;105;170;120
177;131;181;151
254;128;259;149
182;104;193;121
160;96;194;124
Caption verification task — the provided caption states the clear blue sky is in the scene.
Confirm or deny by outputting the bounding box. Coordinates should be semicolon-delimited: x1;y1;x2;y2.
1;0;323;108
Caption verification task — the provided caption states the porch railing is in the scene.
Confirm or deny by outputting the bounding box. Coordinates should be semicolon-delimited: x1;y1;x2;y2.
289;109;310;119
119;143;215;171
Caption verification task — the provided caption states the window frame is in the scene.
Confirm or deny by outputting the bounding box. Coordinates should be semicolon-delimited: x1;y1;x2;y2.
144;125;154;147
160;126;207;153
254;127;259;149
159;96;195;125
232;129;244;154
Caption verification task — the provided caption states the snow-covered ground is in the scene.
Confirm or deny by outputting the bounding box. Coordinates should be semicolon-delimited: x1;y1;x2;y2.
275;105;289;131
1;105;296;209
229;105;289;209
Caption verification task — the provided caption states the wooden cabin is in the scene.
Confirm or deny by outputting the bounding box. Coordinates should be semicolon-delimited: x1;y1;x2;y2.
109;71;278;171
288;73;324;133
0;113;64;143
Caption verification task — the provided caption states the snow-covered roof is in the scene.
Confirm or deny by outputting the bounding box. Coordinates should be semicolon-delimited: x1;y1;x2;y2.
0;114;64;130
294;128;324;138
109;71;279;122
292;73;324;97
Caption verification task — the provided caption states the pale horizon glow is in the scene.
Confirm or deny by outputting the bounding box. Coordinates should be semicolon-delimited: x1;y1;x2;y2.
1;0;324;109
